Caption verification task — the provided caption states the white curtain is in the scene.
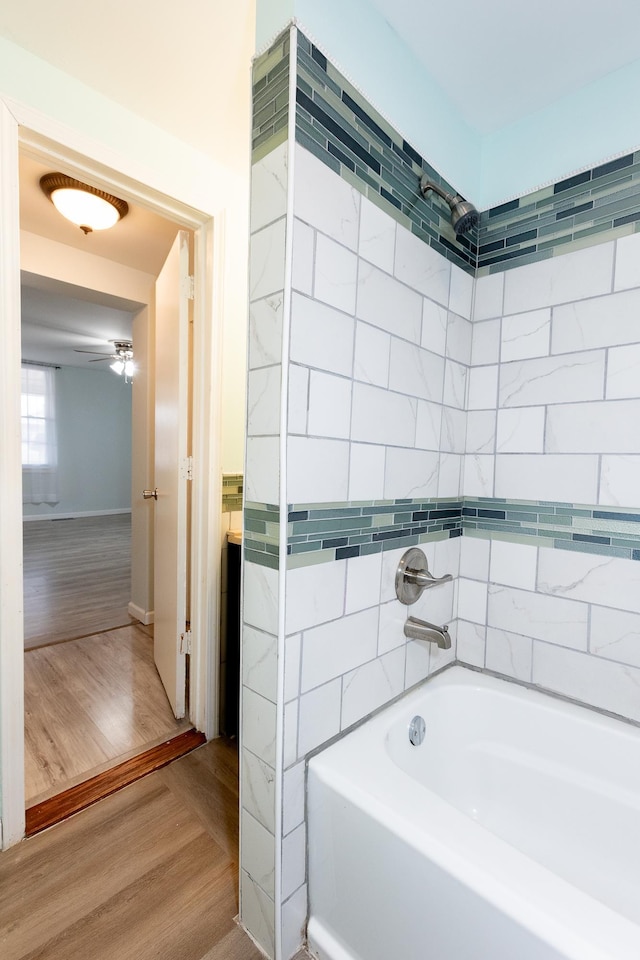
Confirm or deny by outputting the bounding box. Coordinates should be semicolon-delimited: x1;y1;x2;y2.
21;364;59;505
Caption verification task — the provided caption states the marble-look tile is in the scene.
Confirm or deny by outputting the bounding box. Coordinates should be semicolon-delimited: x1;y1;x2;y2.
377;599;407;655
486;627;533;682
459;535;491;581
359;196;396;273
290;292;354;377
499;351;605;408
537;549;640;615
494;453;598;503
463;453;494;497
341;647;405;728
599;455;640;508
456;620;486;667
287;436;350;502
282;760;306;835
429;634;457;673
284;633;301;703
285;560;346;634
474;272;504;321
590;606;640;669
467;365;498;410
240;869;275;959
501;308;551;363
457;578;488;624
251;141;288;232
488;583;588;649
250;218;287;301
496;407;545;453
441;407;467;454
552;288;640;353
297;678;342;757
503;242;614;314
294;144;360;250
300;607;379;693
243;625;278;702
606;344;640;399
388;338;445;403
446;313;472;365
421;297;448;356
288;363;309;434
437;453;462;497
243;562;279;635
245;436;279;505
490;539;537;591
357;261;423;342
247;366;281;437
415;399;443;451
283;698;299;768
242;686;277;768
282;822;306;900
410;576;455;627
242;748;275;833
281;884;308;960
465;410;495;454
292;218;315;296
354;321;390;387
546;398;640;453
384;447;440;499
614;231;640;292
348;442;386;500
351;381;417;447
404;637;431;688
449;265;474;320
394;224;451;306
307;370;352;439
532;642;640;723
471;318;501;365
249;294;283;370
241;809;275;898
443;360;467;410
345;551;383;615
314;233;358;314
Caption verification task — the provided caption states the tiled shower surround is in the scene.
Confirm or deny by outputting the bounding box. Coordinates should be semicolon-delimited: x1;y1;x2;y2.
241;24;640;960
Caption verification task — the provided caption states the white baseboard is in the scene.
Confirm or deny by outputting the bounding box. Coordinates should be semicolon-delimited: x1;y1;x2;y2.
23;509;132;522
128;602;154;625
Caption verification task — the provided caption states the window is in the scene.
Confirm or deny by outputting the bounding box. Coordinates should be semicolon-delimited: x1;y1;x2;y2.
21;365;58;504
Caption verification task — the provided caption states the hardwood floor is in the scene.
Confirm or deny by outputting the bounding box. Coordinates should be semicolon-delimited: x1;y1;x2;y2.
24;624;191;805
0;739;268;960
23;514;133;650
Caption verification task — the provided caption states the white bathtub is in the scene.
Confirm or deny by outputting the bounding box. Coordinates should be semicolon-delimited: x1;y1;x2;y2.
307;665;640;960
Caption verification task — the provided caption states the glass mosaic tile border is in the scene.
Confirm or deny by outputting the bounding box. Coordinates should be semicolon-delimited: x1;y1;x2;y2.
294;31;477;275
244;497;640;569
222;474;243;514
478;151;640;275
252;31;290;163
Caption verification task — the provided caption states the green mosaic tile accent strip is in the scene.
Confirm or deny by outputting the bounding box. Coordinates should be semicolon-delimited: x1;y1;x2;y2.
222;473;243;514
244;502;280;569
295;32;477;275
478;152;640;275
463;498;640;561
252;31;290;163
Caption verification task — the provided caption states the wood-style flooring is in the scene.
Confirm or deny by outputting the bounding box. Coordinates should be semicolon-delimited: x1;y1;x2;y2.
0;739;268;960
23;514;133;650
24;624;191;805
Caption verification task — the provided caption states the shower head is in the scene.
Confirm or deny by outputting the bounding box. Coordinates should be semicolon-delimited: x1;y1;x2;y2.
419;175;479;237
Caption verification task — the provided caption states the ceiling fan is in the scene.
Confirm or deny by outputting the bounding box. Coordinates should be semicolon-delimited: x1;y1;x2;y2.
74;340;134;380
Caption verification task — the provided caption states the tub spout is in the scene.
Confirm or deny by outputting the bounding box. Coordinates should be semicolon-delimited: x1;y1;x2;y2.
404;616;451;649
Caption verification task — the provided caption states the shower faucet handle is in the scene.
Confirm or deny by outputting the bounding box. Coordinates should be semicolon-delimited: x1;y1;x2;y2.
395;547;453;605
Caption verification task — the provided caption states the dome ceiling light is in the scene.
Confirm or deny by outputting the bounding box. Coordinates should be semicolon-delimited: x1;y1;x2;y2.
40;173;129;235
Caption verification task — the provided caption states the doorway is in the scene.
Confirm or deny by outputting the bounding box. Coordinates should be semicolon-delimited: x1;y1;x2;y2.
0;110;223;847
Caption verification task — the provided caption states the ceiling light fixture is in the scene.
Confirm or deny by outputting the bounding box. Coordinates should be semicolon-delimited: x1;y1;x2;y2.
40;173;129;235
110;341;135;383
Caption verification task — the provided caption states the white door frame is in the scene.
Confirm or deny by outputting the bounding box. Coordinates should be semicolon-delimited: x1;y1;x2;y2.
0;97;224;848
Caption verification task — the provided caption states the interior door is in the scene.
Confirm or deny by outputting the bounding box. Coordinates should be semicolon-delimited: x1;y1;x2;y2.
153;230;191;718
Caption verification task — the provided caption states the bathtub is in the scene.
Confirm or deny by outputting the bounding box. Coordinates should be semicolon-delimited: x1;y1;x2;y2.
307;665;640;960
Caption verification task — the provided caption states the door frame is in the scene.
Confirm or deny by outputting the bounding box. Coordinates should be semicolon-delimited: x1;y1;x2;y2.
0;97;225;847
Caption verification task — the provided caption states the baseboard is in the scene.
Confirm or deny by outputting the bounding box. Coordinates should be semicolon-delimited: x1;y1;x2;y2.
128;602;154;625
23;509;132;522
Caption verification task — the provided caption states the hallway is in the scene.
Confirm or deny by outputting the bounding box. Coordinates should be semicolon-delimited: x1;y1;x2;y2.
1;739;265;960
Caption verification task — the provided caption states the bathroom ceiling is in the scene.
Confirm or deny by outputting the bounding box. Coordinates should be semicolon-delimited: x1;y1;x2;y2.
368;0;640;133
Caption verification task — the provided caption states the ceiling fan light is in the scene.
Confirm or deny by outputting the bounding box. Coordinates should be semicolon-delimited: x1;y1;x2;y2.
124;359;135;378
40;173;129;234
110;359;125;376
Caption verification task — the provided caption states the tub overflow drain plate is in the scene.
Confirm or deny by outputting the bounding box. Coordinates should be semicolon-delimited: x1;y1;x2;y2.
408;715;426;746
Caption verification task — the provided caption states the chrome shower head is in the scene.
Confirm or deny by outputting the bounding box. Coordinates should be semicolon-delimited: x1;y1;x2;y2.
419;175;479;237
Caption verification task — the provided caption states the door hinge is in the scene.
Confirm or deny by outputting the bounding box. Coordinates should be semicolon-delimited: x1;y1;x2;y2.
182;274;195;301
181;456;194;481
180;629;192;655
